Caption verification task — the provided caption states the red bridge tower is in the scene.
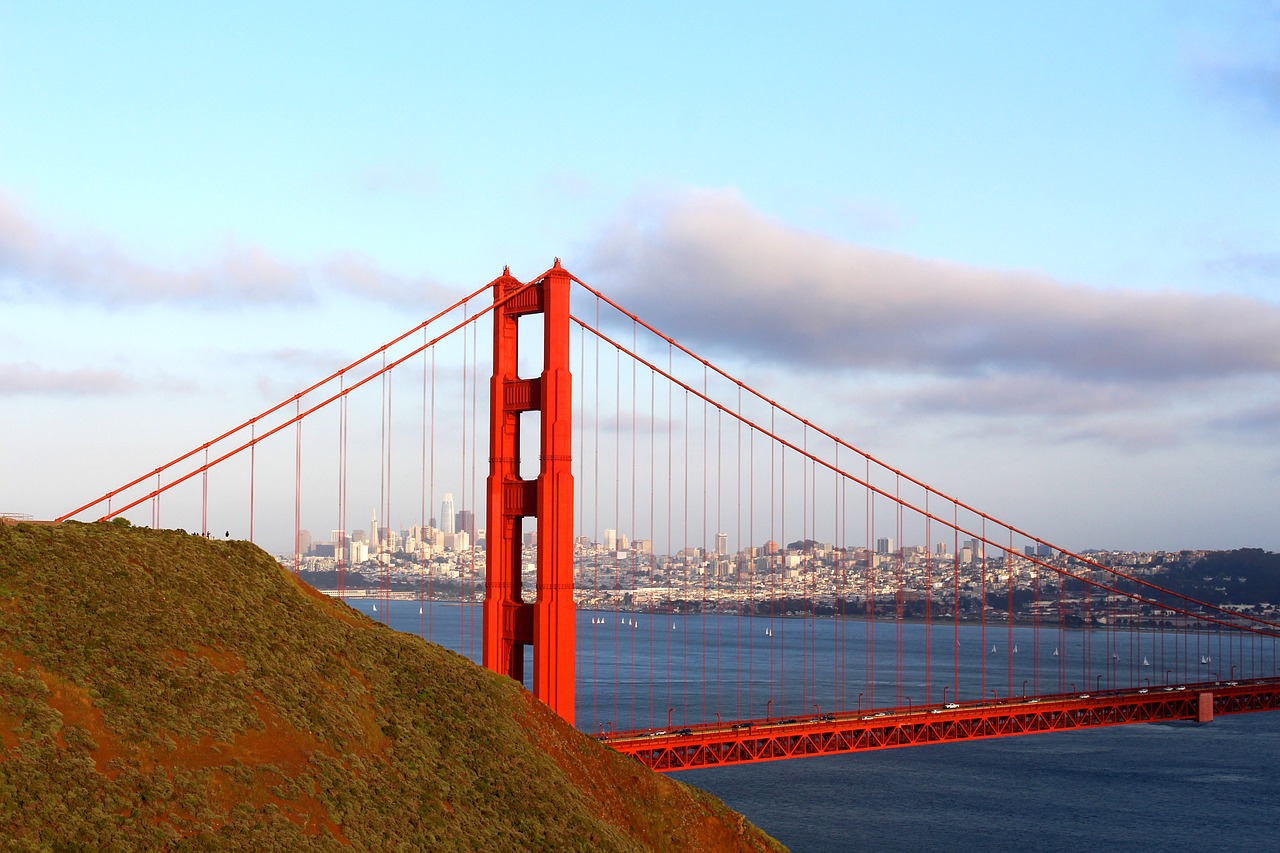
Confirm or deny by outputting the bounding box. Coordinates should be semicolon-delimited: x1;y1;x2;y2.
482;261;576;723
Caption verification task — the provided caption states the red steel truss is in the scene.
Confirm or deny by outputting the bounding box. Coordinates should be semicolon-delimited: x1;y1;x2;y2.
607;680;1280;771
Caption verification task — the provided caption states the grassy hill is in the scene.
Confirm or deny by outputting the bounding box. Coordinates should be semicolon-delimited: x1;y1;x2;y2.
0;519;785;852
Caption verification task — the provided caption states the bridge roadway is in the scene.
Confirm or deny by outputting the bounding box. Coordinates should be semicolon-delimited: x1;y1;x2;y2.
604;679;1280;771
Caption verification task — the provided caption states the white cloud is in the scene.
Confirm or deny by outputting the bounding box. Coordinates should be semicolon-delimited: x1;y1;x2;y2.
582;189;1280;384
321;251;453;307
579;189;1280;455
0;191;453;308
0;362;136;396
0;192;310;305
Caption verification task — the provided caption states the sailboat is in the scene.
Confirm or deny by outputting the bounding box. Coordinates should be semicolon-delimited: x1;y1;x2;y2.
765;627;773;638
991;644;997;654
1200;655;1211;666
1142;656;1151;667
372;604;377;613
419;605;424;615
1013;644;1019;654
1053;646;1059;657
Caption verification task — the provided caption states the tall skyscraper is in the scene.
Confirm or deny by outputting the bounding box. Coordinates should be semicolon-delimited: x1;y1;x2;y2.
603;528;617;551
371;509;378;554
441;494;456;535
716;532;728;555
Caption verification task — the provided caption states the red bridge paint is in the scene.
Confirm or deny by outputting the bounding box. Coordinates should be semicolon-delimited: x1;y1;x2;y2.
606;681;1280;771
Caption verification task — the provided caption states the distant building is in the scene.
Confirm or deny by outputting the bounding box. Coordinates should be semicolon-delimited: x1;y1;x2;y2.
455;509;475;540
876;537;895;555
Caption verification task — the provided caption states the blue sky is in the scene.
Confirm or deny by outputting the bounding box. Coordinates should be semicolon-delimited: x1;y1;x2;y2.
2;1;1278;551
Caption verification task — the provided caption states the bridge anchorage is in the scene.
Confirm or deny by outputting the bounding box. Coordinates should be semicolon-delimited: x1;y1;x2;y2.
59;260;1280;770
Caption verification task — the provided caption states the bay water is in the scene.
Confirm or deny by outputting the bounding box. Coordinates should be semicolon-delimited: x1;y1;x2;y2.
352;598;1280;851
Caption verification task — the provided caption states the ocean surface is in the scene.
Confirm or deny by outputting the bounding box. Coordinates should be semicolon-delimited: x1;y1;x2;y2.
674;713;1280;852
350;598;1280;852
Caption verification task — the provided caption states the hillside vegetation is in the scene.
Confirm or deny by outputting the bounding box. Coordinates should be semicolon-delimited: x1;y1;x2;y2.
0;519;784;852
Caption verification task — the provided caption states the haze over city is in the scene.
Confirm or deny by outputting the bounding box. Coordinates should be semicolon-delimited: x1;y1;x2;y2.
2;2;1278;552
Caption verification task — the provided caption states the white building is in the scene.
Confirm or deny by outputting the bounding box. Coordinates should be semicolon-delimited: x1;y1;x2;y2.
441;493;456;536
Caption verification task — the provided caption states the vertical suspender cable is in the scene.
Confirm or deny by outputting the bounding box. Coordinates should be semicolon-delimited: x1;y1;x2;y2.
249;422;255;543
469;302;479;662
202;446;209;538
578;317;593;730
802;427;810;713
420;330;428;639
953;505;960;703
428;348;436;641
770;407;778;716
338;380;347;602
747;412;755;717
293;412;301;575
682;385;690;722
1032;538;1040;695
701;364;710;723
1008;529;1015;699
649;340;660;724
716;398;723;723
837;448;846;711
924;492;932;704
866;456;874;709
895;476;903;708
457;317;466;649
980;518;987;699
378;352;387;622
386;358;394;625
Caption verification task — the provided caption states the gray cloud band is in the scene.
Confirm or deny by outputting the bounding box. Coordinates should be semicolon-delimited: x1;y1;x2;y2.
0;193;448;307
582;190;1280;385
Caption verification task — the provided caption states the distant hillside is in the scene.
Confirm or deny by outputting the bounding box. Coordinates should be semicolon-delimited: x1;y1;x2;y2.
1159;548;1280;606
0;520;784;851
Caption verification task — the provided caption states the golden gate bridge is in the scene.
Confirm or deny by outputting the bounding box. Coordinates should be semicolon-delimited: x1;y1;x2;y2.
59;261;1280;770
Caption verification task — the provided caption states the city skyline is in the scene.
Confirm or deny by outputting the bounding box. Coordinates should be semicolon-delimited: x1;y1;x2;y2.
2;4;1278;552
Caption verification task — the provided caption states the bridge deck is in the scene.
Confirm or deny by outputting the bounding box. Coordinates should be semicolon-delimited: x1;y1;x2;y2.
606;679;1280;771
